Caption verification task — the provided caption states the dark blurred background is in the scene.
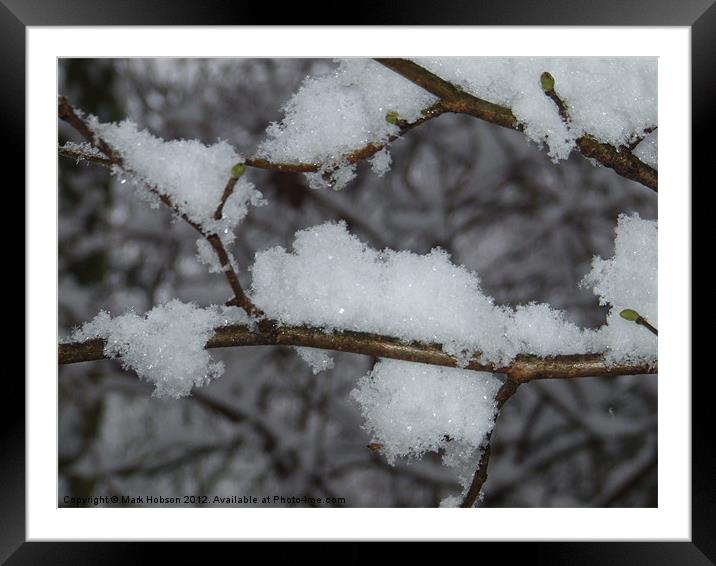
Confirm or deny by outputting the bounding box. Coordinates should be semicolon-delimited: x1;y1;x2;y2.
58;58;657;507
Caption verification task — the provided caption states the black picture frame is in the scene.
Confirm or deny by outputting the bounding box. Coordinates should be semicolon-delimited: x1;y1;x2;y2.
7;0;705;562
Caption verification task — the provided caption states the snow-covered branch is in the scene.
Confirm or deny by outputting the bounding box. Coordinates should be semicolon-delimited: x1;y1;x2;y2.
59;322;657;382
59;214;656;393
228;58;658;192
244;103;447;174
374;59;658;191
58;96;263;317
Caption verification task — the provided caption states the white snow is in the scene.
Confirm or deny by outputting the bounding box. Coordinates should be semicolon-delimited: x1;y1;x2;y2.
351;359;502;464
70;300;255;398
66;212;656;499
88;117;265;237
257;59;436;189
195;238;238;274
346;210;656;499
511;303;594;358
632;130;658;169
250;220;514;365
417;58;657;161
369;148;392;177
67;216;656;402
352;358;502;504
258;59;433;165
305;162;357;191
582;213;658;364
250;217;657;366
258;58;656;188
294;347;335;374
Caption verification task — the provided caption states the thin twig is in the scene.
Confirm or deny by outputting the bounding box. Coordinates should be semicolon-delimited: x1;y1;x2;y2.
540;72;570;122
460;378;521;507
58;96;118;161
214;176;239;221
636;316;658;336
204;233;261;317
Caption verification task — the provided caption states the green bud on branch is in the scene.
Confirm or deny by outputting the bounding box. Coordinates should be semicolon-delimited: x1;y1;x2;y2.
619;308;658;336
231;163;247;179
385;111;400;125
619;308;641;322
540;72;555;93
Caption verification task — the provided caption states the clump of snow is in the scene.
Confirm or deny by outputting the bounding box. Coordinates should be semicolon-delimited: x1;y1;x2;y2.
329;164;358;190
582;214;657;364
351;359;502;464
369;148;392;177
294;347;335;374
257;59;435;188
250;217;657;366
417;58;656;161
250;220;517;366
88;117;265;236
195;238;238;274
217;304;258;328
70;300;255;398
511;303;593;358
305;162;357;191
258;59;433;165
632;130;658;169
195;238;224;273
259;58;656;171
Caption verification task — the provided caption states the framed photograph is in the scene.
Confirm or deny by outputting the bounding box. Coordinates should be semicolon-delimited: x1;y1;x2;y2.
9;0;705;561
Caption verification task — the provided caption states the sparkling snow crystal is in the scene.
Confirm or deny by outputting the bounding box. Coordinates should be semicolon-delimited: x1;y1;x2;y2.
70;300;253;398
351;359;502;464
88;117;265;236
